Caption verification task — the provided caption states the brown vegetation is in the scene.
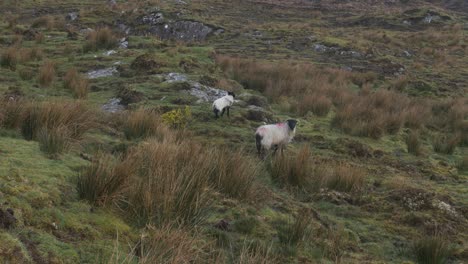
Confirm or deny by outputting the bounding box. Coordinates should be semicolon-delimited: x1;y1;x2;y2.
332;89;408;138
121;108;172;140
37;61;56;87
83;27;118;52
0;47;18;70
406;130;422;156
268;146;365;193
64;68;89;99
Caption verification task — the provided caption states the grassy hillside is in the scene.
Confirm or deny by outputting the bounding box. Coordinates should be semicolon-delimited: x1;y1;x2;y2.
0;0;466;263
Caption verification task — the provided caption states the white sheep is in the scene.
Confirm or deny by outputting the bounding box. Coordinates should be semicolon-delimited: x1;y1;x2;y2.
212;92;235;118
255;119;297;156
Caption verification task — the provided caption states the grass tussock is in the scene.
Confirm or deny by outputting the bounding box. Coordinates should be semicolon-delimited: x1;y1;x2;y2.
37;126;71;158
32;15;55;30
0;99;24;129
236;241;277;264
64;68;89;99
277;209;312;247
138;225;204;264
120;139;213;226
208;148;258;199
268;146;312;189
406;130;422;156
413;236;453;264
296;93;332;117
332;89;409;139
83;27;118;52
1;47;18;70
78;139;213;226
268;147;365;193
37;60;56;87
122;108;172;140
216;56;350;102
77;154;133;206
432;133;460;154
20;100;96;141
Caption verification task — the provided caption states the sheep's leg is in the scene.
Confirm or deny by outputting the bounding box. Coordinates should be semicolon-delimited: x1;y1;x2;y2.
221;108;226;117
227;107;230;117
272;145;279;156
214;108;219;118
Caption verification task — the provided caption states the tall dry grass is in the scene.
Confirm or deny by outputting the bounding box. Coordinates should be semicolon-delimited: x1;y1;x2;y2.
209;148;258;199
83;27;118;52
38;60;56;87
277;208;312;247
20;100;96;140
267;146;365;193
0;47;18;70
64;68;89;99
413;236;453;264
332;89;409;138
122;108;173;140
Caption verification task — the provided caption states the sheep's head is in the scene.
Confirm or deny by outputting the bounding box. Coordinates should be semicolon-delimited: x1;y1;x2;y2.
287;119;297;132
228;91;236;98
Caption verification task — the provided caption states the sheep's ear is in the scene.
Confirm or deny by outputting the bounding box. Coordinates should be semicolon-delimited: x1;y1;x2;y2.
287;119;297;130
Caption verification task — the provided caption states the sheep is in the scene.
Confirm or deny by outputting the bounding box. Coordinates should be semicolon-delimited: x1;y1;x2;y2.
213;92;235;118
255;119;297;157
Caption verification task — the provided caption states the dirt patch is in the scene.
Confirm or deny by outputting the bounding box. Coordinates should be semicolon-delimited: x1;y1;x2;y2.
0;207;16;229
20;233;47;264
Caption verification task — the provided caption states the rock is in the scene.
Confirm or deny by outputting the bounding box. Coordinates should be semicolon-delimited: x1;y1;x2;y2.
0;208;17;229
433;200;459;217
189;82;225;103
87;67;118;79
243;108;273;122
101;98;125;113
403;20;412;26
165;72;188;83
313;44;329;53
119;38;128;49
140;12;164;25
402;50;412;57
66;12;78;21
390;188;434;211
116;23;131;35
175;0;187;4
103;50;116;56
108;0;117;7
423;14;439;24
148;21;215;42
213;28;224;35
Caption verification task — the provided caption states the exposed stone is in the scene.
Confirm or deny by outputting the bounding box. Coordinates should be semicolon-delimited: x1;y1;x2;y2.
87;67;118;79
103;50;116;56
148;21;215;42
101;98;125;113
66;12;78;21
165;72;188;83
140;12;164;25
189;82;225;103
119;38;128;49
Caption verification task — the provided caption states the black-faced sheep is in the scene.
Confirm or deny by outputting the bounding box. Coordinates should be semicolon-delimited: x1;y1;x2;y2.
213;92;235;118
255;119;297;156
